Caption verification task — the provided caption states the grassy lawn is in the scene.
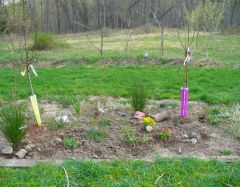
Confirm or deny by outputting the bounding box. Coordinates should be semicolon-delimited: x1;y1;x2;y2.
0;65;239;104
0;158;240;186
0;29;239;65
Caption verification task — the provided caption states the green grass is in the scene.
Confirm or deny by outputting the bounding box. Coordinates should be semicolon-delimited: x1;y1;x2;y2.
0;29;239;65
0;65;239;104
0;158;240;186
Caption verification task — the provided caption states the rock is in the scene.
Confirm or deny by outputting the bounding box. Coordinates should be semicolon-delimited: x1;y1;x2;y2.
1;146;13;155
160;104;167;109
191;138;198;144
25;145;32;152
15;149;27;159
182;134;189;139
37;148;41;152
55;116;70;123
98;108;105;113
118;112;127;117
178;148;183;154
188;132;197;139
79;117;90;124
134;111;145;120
29;144;36;149
55;138;62;143
93;155;99;159
152;111;170;122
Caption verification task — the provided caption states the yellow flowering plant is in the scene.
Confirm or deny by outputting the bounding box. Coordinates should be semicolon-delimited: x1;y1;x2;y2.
142;116;156;126
141;116;156;132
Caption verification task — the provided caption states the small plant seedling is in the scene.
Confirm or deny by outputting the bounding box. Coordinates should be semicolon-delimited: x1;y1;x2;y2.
120;127;140;146
127;135;140;146
98;118;112;127
157;128;172;141
64;136;79;148
218;150;232;156
142;135;153;143
85;128;107;142
73;102;81;116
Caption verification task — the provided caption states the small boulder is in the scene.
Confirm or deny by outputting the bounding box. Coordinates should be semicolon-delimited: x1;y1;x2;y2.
178;148;183;154
182;134;189;139
25;145;32;152
15;149;27;159
1;146;13;155
55;138;62;143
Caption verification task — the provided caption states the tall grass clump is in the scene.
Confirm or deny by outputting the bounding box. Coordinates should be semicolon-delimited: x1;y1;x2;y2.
228;104;240;139
130;81;148;112
0;103;27;149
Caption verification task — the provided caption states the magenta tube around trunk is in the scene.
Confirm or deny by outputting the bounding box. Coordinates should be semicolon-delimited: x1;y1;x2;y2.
181;87;189;117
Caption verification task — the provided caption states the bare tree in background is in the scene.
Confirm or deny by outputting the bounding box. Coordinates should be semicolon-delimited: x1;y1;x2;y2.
151;0;175;56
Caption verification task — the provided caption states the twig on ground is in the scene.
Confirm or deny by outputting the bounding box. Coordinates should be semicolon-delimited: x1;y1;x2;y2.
62;165;70;187
154;173;165;186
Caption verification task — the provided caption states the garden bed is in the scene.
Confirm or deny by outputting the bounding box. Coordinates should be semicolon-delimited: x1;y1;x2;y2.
1;97;239;160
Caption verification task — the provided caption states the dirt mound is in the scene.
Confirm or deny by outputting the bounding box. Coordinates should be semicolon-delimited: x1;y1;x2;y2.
1;97;239;160
165;58;219;67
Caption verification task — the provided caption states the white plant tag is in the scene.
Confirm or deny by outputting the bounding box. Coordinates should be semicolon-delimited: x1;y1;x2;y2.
21;68;26;76
30;64;38;77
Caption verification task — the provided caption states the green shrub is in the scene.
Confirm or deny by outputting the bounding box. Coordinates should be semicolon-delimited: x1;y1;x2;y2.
130;81;147;112
0;103;27;149
32;32;55;50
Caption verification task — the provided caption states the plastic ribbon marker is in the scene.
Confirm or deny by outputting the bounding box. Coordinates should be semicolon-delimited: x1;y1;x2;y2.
30;64;38;76
30;94;42;127
181;87;189;117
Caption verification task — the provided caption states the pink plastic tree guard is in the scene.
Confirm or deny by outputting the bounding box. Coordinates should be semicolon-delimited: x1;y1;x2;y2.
180;87;189;117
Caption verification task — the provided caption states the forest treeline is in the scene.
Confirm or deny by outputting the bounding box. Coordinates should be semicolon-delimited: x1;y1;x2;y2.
0;0;240;34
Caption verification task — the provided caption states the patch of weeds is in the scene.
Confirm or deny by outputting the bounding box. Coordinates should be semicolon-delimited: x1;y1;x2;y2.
73;102;81;116
121;119;133;126
46;119;64;130
226;104;240;139
63;136;79;148
85;128;107;142
0;103;27;149
142;135;153;143
130;81;148;112
169;102;177;109
207;106;225;126
39;107;45;115
120;127;141;146
98;118;112;127
218;150;232;156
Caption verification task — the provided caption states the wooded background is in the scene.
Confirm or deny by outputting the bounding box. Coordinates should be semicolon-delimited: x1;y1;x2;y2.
0;0;239;34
